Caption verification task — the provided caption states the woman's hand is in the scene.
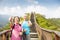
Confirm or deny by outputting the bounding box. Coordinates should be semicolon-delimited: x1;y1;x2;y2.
9;16;13;22
9;16;14;28
19;32;23;35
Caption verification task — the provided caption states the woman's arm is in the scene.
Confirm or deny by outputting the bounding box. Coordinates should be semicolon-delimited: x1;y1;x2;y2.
9;17;14;28
19;26;23;36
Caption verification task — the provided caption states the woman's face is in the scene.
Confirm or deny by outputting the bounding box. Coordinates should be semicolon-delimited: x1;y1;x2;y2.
14;17;19;24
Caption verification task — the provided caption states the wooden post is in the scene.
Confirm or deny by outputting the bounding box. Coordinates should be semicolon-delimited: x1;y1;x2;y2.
54;34;60;40
2;34;6;40
0;35;2;40
6;32;10;40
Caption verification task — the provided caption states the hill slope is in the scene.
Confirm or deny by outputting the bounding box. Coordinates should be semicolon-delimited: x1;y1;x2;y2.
35;13;60;31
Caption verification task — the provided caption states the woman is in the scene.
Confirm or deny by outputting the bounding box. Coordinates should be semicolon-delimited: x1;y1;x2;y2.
9;16;23;40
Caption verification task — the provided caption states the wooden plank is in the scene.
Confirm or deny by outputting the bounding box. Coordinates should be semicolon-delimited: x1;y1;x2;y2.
2;34;6;40
31;38;38;40
0;35;2;40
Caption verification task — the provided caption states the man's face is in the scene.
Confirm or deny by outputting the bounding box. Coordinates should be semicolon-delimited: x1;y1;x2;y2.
24;16;27;19
24;16;29;21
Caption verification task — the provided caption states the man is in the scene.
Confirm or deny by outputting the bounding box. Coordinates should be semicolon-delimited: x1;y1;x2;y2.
22;15;32;40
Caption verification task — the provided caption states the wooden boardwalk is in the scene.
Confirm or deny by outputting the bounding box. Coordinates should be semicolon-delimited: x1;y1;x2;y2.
0;13;60;40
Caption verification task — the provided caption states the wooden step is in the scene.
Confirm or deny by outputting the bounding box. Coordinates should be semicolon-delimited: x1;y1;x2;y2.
30;32;38;38
31;38;38;40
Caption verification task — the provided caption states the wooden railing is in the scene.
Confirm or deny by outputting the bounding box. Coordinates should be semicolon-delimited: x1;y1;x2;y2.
0;30;11;40
36;24;60;40
35;23;60;40
31;13;60;40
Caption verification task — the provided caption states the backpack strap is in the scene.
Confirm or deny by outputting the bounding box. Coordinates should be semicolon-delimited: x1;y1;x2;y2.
12;24;21;29
19;24;21;26
12;24;15;30
10;24;15;37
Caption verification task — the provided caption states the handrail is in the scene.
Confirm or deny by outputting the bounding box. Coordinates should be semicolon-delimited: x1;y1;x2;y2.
35;23;60;40
54;31;60;37
32;13;60;40
0;30;11;35
0;30;11;40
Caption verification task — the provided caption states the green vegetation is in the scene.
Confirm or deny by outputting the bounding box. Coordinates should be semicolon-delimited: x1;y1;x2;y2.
0;23;10;32
35;13;60;31
48;18;60;27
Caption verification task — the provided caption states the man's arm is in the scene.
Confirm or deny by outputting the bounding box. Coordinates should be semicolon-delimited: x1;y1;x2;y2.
28;21;32;27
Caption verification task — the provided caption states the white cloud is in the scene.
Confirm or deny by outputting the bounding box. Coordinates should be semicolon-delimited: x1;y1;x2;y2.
0;5;60;18
0;5;48;17
24;5;48;15
45;7;60;18
54;7;60;18
56;7;60;14
0;6;24;16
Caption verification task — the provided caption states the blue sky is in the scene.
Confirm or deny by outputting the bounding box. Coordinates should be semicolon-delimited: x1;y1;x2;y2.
0;0;60;7
0;0;60;18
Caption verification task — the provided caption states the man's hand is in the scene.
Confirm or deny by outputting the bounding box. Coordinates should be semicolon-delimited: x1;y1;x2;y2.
23;29;26;32
28;21;32;26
